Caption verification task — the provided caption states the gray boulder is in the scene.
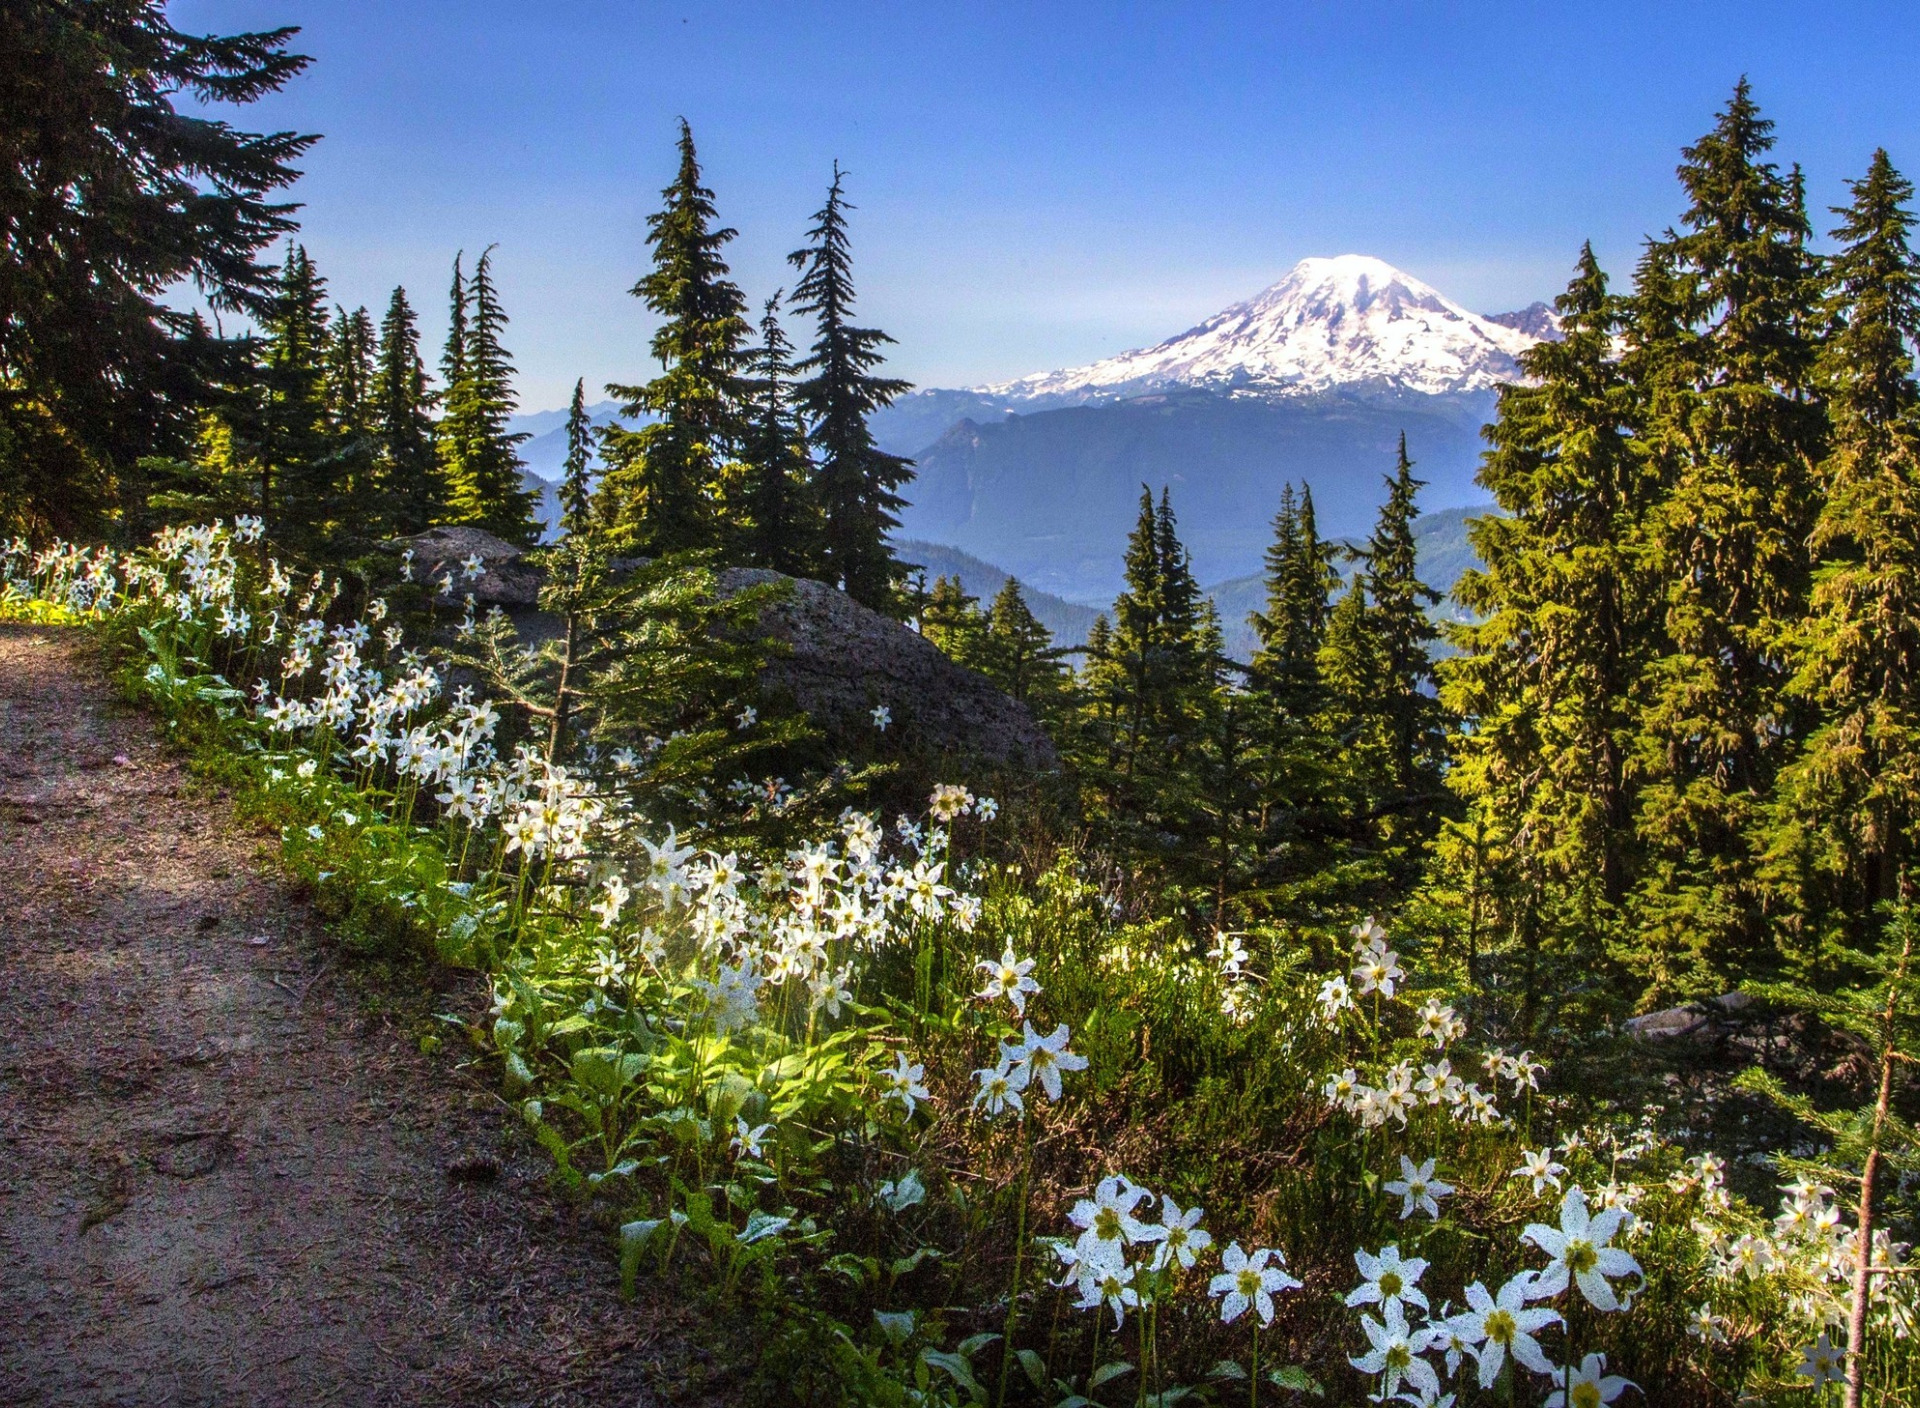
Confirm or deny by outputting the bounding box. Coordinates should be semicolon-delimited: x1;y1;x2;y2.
384;531;1058;767
716;568;1057;768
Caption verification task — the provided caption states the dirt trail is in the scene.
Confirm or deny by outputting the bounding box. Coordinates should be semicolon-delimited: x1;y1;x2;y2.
0;626;705;1407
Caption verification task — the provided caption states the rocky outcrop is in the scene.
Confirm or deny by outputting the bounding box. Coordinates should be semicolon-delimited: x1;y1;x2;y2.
385;531;1058;768
389;526;542;608
715;568;1057;768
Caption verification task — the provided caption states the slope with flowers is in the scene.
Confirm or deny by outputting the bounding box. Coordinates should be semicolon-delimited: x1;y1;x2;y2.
2;523;1902;1405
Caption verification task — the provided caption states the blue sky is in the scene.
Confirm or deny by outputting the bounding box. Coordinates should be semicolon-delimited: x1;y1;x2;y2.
176;0;1920;410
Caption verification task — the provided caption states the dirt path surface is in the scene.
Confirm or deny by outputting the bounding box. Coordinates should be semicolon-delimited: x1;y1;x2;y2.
0;626;705;1407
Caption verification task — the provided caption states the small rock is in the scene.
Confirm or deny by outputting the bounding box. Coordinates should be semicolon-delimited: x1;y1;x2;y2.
112;753;132;767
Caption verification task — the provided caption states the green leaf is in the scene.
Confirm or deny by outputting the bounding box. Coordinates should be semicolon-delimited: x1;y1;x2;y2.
1267;1365;1324;1396
920;1349;984;1402
1090;1360;1134;1389
618;1218;663;1297
873;1309;916;1347
1017;1348;1049;1390
1207;1359;1247;1381
957;1332;1001;1360
740;1211;791;1245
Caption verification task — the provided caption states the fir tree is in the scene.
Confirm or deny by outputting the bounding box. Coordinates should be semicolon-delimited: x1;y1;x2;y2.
600;121;750;556
921;575;986;665
1440;246;1654;964
1632;80;1827;992
739;293;819;574
260;244;336;549
787;164;913;610
978;578;1071;718
559;378;597;540
0;4;312;538
1769;151;1920;939
1367;434;1445;798
1250;482;1339;711
375;285;445;534
324;303;380;532
440;248;538;545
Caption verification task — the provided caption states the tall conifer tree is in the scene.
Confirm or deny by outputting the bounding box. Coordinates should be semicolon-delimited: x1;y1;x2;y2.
375;286;444;534
1440;246;1654;958
1769;151;1920;941
1367;434;1445;798
559;378;596;540
440;248;538;544
260;244;336;549
1632;81;1827;992
739;294;819;574
600;121;750;556
787;164;913;610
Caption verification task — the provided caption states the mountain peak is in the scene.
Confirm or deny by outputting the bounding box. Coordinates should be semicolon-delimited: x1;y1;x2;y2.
976;254;1538;405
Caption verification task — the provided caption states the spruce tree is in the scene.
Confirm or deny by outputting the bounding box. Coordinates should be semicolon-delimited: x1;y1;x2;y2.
325;304;380;533
787;164;913;610
375;285;445;534
921;575;986;664
0;4;312;538
440;248;538;544
739;294;819;574
979;578;1071;717
1632;81;1827;993
560;378;597;540
1250;482;1339;711
600;121;750;556
1367;434;1445;798
1768;151;1920;942
259;244;337;550
1439;246;1654;963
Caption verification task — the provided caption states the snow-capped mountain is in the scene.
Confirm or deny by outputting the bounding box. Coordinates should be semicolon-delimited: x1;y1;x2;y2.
977;254;1538;405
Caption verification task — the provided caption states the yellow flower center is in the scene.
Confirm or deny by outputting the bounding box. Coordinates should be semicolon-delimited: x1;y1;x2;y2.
1094;1208;1122;1241
1567;1238;1598;1275
1378;1271;1403;1299
1572;1384;1601;1408
1237;1268;1262;1296
1485;1308;1516;1345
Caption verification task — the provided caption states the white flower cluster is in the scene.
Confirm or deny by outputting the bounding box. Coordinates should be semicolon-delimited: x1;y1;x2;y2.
1346;1187;1644;1405
1051;1174;1222;1328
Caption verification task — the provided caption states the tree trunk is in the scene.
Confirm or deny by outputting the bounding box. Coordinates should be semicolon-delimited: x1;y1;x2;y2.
1846;926;1912;1408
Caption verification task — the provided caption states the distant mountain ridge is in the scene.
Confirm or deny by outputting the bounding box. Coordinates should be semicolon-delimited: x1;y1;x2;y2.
862;254;1541;600
974;255;1536;406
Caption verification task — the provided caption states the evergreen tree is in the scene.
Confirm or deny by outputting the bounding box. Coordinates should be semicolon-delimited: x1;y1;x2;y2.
739;294;819;574
787;164;913;610
0;4;312;538
600;120;750;556
439;249;539;544
260;244;337;549
1367;434;1445;798
325;304;380;532
978;578;1072;719
559;378;597;540
1439;246;1654;967
1632;81;1827;993
1250;482;1339;711
375;285;445;534
921;575;986;664
1768;151;1920;940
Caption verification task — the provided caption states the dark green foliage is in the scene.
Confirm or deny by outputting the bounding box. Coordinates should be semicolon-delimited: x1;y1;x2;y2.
787;164;913;611
559;378;596;540
600;121;751;557
1629;80;1828;994
375;286;444;534
1768;151;1920;945
439;249;538;545
739;294;820;575
1367;434;1445;798
976;578;1073;722
260;245;338;549
1438;246;1655;990
0;2;312;538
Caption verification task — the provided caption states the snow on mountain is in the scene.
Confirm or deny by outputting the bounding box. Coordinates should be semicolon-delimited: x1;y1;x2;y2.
976;254;1539;404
